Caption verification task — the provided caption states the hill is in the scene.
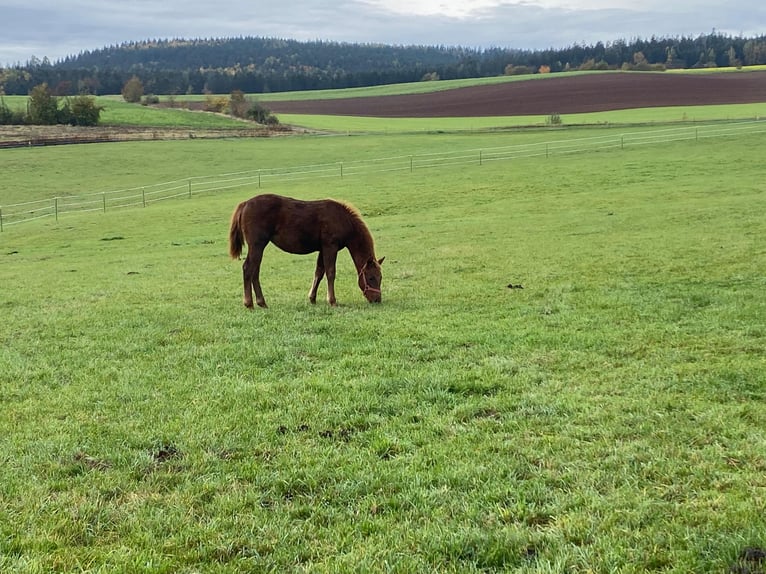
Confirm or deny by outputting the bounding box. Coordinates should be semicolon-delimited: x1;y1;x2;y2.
1;33;766;96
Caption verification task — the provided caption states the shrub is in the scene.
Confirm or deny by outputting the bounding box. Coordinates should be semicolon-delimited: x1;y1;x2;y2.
141;94;160;106
229;90;249;118
246;100;279;125
27;83;59;124
546;113;562;126
121;76;144;103
204;95;228;113
67;95;104;126
504;64;534;76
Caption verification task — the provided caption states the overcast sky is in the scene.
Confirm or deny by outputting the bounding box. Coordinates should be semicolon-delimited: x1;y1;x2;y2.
1;0;764;66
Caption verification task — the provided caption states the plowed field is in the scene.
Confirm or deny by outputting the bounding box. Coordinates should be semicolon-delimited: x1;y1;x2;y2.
264;71;766;117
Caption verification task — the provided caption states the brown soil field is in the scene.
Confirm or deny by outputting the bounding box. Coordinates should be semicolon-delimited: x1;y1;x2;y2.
264;71;766;117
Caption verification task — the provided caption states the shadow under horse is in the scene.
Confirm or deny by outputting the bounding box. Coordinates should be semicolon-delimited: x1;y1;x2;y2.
229;194;384;308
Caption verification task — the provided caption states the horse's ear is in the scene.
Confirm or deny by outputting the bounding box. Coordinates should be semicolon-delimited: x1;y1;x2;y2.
378;257;385;265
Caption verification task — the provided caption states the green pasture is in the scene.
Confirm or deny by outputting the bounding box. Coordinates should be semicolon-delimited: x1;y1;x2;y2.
1;95;253;130
1;127;765;572
96;98;250;129
277;102;766;132
3;118;765;209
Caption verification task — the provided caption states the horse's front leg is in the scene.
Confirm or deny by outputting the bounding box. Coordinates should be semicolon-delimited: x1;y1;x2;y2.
244;245;267;308
309;252;325;304
323;248;339;306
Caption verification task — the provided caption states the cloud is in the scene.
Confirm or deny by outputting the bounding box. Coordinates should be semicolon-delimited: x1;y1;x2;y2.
1;0;763;65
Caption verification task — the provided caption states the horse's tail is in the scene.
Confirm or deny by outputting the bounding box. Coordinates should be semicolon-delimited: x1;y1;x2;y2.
229;202;246;259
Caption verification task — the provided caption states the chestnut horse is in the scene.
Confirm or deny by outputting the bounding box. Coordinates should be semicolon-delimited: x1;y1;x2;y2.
229;194;384;308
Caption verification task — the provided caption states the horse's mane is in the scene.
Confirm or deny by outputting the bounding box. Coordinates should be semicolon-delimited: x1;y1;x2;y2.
338;200;375;252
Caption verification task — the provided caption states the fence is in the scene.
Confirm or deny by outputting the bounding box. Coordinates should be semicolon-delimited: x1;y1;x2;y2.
2;119;765;231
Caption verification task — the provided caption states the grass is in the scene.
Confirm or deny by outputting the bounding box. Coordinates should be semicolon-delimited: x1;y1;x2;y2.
96;98;250;129
1;127;766;572
276;102;766;132
3;119;765;208
0;95;255;130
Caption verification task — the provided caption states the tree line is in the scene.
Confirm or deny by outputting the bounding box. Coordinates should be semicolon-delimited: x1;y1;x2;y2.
1;33;765;96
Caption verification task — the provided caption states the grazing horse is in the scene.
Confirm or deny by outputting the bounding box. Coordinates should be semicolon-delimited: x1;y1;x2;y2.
229;194;384;308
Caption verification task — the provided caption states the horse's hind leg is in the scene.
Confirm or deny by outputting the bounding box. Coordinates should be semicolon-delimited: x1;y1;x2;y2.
241;258;254;308
308;252;325;304
243;245;267;308
323;249;339;306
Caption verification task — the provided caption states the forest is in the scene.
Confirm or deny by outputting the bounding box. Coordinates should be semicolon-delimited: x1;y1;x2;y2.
1;33;766;96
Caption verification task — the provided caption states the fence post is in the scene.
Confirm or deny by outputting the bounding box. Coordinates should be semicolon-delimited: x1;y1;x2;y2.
188;180;192;198
103;193;107;213
0;207;3;232
340;162;343;178
258;170;262;188
546;144;549;159
54;198;58;222
410;156;413;172
479;150;483;166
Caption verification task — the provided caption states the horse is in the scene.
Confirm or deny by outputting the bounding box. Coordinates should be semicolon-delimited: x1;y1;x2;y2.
229;194;384;308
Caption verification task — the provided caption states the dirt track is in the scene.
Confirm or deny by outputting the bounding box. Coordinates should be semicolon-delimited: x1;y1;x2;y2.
264;71;766;117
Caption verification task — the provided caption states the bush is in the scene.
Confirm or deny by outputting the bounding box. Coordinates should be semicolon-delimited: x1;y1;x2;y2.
504;64;535;76
204;95;228;113
246;100;279;125
67;95;104;126
229;90;249;118
546;113;562;126
141;94;160;106
121;76;144;103
27;83;59;124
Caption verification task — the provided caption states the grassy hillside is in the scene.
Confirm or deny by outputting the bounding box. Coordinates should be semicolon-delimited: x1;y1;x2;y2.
1;127;765;572
275;103;766;132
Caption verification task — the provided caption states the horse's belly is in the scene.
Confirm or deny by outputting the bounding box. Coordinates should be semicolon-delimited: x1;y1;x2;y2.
271;233;319;255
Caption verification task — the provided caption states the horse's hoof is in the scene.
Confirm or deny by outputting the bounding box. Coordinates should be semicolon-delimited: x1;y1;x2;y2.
257;301;268;308
244;301;254;309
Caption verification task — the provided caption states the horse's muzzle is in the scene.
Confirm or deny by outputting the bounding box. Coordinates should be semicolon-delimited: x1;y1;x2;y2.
364;287;381;303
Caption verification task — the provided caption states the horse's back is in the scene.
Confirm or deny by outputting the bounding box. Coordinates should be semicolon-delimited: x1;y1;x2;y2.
241;194;350;254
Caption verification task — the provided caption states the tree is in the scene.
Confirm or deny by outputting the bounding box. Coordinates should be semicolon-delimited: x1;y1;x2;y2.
67;94;104;126
631;51;650;70
665;46;684;69
27;83;59;124
727;46;741;68
121;75;144;103
229;89;249;118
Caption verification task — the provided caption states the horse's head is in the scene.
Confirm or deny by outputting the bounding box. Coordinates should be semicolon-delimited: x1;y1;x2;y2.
359;257;384;303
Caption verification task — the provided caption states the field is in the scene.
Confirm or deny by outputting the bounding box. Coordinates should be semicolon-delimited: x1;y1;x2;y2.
1;75;766;572
262;70;766;117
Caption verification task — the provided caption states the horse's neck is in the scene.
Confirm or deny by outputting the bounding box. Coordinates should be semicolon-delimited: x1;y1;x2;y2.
347;226;375;271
